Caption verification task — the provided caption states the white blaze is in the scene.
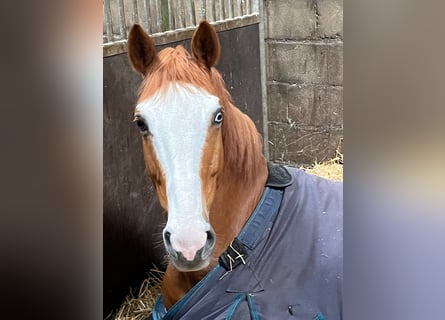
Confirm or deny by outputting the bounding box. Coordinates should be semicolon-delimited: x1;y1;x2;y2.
136;83;221;258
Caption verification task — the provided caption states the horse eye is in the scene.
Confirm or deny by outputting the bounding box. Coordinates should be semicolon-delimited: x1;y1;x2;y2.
213;110;223;125
134;117;149;134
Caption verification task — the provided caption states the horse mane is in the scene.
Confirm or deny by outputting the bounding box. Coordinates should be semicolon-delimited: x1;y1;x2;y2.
137;45;265;183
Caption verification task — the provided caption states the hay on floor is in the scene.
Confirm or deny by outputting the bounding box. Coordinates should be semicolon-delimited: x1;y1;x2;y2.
303;150;343;182
115;155;343;319
115;268;163;320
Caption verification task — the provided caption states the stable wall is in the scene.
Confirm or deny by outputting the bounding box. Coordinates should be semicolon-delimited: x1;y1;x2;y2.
264;0;343;166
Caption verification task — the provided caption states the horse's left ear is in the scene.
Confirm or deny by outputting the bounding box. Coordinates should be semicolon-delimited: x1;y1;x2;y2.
128;24;156;75
191;21;221;69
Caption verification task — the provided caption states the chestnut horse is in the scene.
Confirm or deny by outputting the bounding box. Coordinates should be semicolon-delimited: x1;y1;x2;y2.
128;21;342;320
128;21;268;308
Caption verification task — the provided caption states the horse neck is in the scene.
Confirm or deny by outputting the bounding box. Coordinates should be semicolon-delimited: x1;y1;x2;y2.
161;105;268;309
210;158;268;259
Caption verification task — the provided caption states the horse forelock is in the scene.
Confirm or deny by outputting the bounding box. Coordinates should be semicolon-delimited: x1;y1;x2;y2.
137;46;222;103
137;44;264;183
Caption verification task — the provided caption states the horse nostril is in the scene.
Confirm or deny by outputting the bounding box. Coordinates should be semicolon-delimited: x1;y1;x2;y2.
202;230;216;259
206;230;216;246
163;230;178;259
164;230;172;247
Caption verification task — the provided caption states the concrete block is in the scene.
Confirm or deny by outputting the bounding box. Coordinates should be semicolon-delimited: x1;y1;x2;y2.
268;123;342;165
267;83;288;122
313;85;343;127
317;0;343;38
326;42;343;84
268;42;343;85
288;84;343;127
265;0;316;39
287;84;314;125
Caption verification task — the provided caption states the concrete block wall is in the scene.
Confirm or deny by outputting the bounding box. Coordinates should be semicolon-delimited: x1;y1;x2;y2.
264;0;343;166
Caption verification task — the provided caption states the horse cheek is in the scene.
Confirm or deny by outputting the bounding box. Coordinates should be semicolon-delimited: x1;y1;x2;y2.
200;130;223;219
142;138;168;212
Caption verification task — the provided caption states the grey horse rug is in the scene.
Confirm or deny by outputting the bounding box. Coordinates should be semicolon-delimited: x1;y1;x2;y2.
148;165;343;320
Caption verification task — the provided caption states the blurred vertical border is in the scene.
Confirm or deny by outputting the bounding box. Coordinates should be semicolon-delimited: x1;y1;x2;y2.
345;0;445;319
0;1;102;319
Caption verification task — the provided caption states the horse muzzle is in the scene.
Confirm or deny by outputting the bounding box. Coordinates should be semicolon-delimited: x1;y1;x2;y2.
163;228;216;271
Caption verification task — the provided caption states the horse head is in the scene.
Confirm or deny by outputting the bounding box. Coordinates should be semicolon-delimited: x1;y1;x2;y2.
128;22;227;272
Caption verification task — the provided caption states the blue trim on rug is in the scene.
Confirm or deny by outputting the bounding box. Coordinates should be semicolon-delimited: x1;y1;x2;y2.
151;265;221;320
225;293;245;320
247;294;260;320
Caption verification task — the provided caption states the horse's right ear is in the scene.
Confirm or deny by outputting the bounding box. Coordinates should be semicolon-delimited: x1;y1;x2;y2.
191;21;221;69
128;24;156;75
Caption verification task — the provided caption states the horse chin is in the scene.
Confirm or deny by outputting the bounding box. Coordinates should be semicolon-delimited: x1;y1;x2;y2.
170;256;211;272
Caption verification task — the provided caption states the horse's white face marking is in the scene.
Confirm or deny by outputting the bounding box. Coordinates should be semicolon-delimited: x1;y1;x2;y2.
136;83;221;262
